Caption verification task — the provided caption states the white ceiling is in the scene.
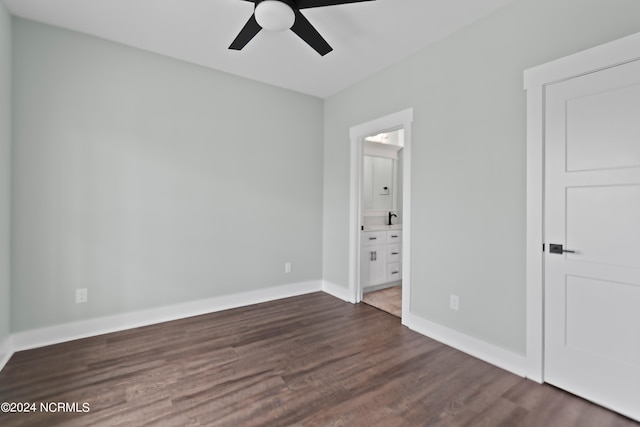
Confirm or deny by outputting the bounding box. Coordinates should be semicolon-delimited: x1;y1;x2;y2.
3;0;514;98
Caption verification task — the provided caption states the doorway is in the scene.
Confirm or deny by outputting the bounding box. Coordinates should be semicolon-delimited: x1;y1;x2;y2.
359;129;404;317
348;109;413;322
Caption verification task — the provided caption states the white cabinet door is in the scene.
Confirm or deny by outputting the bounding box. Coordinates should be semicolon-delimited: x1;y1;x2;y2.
363;245;387;287
544;59;640;420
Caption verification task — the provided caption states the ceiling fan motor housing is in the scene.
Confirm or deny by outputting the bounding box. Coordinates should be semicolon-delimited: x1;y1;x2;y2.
254;0;295;7
254;0;296;32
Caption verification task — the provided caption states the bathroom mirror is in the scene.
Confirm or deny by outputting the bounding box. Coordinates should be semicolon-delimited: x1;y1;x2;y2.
361;128;404;217
363;155;395;211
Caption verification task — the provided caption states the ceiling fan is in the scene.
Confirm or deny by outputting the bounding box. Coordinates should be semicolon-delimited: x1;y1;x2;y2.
229;0;375;56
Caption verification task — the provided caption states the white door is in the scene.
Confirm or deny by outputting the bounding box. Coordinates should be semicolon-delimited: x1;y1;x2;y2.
544;59;640;420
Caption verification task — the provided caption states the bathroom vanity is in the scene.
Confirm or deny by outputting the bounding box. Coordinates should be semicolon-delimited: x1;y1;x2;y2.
360;226;402;289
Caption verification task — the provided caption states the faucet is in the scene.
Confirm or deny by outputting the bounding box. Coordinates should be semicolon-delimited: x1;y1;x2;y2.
388;212;397;226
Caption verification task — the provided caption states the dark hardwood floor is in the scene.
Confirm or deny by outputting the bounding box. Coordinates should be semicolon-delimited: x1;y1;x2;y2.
0;292;637;427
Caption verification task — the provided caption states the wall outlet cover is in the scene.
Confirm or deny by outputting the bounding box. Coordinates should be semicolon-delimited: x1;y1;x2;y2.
76;288;88;304
450;294;459;311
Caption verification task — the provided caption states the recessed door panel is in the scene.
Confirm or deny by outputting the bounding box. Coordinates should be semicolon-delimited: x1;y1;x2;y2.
566;185;640;267
567;84;640;172
566;275;640;368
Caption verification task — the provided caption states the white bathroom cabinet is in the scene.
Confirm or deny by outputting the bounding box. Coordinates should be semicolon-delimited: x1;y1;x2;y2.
361;230;402;289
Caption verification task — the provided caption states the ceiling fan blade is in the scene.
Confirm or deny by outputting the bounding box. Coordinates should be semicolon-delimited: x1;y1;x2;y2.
229;14;262;50
291;10;332;56
296;0;375;9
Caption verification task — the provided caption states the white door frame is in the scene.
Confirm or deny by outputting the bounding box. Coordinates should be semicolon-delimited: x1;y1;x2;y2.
348;108;413;320
524;32;640;382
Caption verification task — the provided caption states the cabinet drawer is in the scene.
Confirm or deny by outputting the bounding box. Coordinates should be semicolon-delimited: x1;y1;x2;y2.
388;230;402;243
361;231;387;247
388;244;401;263
387;263;402;282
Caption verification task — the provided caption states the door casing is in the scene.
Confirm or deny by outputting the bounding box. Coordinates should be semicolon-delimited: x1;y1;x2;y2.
348;108;413;320
524;31;640;383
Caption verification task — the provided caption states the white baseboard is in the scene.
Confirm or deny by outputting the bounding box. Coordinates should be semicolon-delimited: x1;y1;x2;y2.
322;280;354;303
2;281;531;384
10;280;322;354
0;335;13;372
403;312;529;378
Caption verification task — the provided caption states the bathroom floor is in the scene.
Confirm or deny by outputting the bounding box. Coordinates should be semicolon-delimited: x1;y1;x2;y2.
361;285;401;318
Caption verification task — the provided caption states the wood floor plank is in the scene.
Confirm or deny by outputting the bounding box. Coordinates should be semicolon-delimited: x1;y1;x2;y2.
0;292;638;427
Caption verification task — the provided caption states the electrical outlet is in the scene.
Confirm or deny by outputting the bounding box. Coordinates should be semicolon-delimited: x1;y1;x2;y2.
450;294;459;311
76;288;88;304
285;262;292;274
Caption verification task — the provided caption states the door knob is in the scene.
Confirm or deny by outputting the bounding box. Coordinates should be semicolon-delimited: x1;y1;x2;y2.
549;244;576;254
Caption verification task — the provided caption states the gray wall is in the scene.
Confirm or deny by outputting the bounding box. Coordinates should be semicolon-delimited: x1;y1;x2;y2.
11;19;324;332
323;0;640;354
6;0;640;354
0;1;11;350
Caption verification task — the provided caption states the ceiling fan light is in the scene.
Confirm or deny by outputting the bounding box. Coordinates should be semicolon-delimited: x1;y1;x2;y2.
255;0;295;32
